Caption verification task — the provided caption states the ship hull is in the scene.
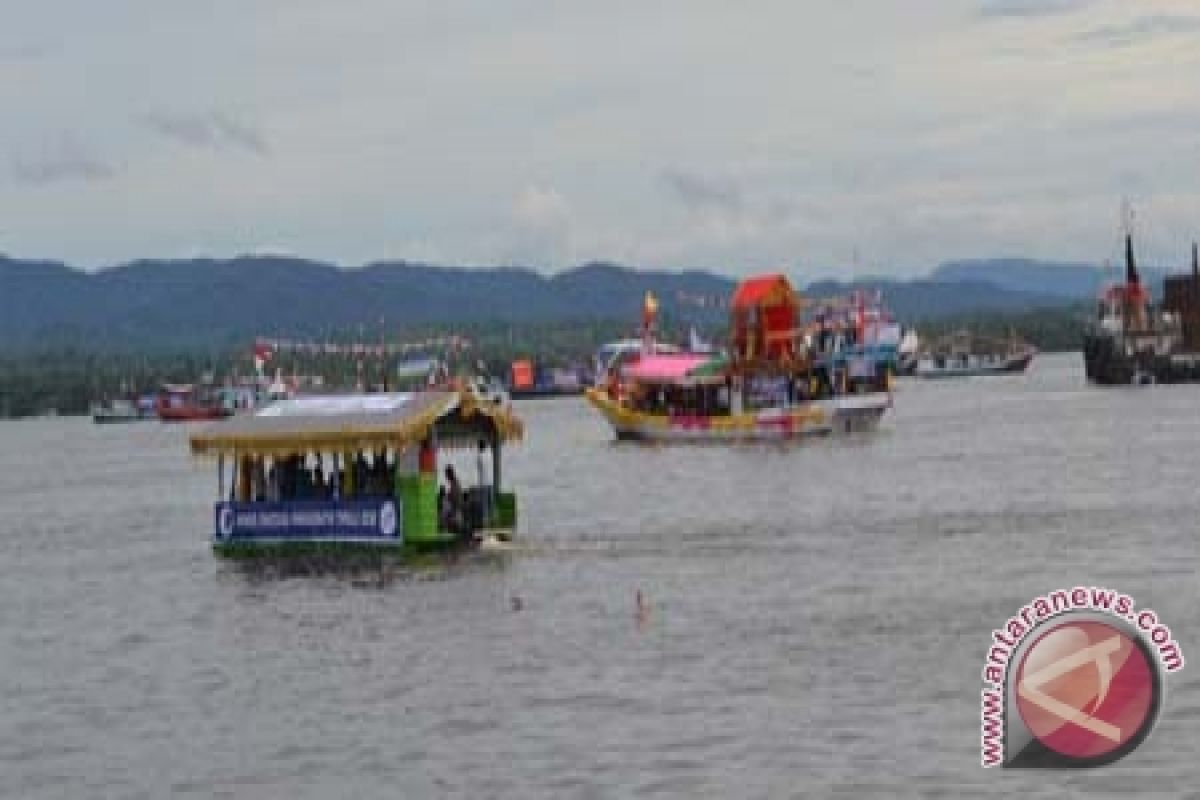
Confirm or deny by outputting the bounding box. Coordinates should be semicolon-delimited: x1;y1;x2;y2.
158;406;231;422
915;351;1034;379
1083;333;1200;385
585;388;889;442
509;386;585;400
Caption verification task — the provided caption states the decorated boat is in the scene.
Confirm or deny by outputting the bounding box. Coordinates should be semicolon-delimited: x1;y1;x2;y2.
188;387;523;556
586;277;896;442
1084;236;1200;385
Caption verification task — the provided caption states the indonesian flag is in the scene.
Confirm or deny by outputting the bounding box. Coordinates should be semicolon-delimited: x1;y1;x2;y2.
642;290;659;329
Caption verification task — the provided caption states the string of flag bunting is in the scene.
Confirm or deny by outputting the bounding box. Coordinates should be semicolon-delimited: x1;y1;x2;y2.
253;335;473;361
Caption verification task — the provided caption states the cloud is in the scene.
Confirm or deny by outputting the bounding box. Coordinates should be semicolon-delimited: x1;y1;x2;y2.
512;185;570;230
0;42;50;62
141;110;269;156
3;2;1199;272
10;139;115;185
508;185;573;265
978;0;1092;19
661;169;743;212
1074;14;1200;47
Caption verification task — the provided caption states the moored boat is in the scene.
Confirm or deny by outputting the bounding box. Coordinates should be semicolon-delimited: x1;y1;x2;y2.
156;384;231;422
188;386;524;556
586;276;896;443
91;397;156;424
508;359;588;399
914;331;1036;379
896;328;921;376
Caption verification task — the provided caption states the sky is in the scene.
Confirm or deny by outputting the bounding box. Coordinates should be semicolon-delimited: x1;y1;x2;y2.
1;0;1199;278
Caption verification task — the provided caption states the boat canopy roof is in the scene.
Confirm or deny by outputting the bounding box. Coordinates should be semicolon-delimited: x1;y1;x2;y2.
623;353;731;384
731;274;801;310
189;389;523;458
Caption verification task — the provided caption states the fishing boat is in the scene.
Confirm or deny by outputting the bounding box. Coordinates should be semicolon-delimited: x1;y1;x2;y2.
914;330;1036;379
91;396;156;424
156;384;231;422
1083;236;1200;385
585;277;896;442
508;359;588;399
896;328;921;376
188;386;523;556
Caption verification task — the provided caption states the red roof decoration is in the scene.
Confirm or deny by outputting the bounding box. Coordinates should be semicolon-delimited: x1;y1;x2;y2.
731;274;795;310
731;273;800;362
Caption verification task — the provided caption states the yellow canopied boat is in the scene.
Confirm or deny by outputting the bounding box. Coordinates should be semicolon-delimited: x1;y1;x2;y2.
189;388;523;555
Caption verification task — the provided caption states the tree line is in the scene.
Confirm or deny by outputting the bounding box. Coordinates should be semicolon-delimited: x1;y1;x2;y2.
0;309;1090;418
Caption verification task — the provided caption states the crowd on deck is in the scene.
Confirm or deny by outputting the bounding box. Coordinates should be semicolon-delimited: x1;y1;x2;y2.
234;439;495;539
244;450;401;503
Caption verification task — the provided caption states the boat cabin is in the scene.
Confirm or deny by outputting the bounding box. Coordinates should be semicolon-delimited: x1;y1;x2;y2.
731;273;799;364
188;389;523;555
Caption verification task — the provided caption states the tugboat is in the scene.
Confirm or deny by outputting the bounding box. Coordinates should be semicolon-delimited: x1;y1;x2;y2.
1083;236;1200;385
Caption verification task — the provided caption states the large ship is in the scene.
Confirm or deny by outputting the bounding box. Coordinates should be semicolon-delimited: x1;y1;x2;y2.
585;276;897;442
1083;237;1200;385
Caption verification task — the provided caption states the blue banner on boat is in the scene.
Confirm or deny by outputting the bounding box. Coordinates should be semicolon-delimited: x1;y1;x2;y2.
213;499;401;543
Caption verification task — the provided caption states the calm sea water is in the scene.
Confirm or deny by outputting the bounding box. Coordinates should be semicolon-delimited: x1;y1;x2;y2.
1;352;1198;798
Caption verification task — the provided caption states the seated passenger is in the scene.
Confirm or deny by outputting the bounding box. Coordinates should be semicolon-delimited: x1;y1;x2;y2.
441;465;467;537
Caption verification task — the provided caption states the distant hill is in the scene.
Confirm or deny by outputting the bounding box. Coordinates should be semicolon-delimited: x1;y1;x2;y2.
932;258;1168;299
805;278;1067;318
0;254;1100;351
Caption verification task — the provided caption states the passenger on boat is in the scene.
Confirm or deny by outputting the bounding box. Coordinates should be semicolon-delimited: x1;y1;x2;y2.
252;457;267;502
418;438;436;474
442;465;467;537
353;453;369;494
476;439;492;526
295;459;313;498
266;464;280;502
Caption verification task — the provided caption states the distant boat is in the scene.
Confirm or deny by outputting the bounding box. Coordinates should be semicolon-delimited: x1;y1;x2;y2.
92;398;155;424
156;384;232;422
507;359;587;399
896;328;920;376
914;330;1035;379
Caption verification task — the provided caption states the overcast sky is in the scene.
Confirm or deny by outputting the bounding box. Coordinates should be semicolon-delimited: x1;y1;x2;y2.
2;0;1199;277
